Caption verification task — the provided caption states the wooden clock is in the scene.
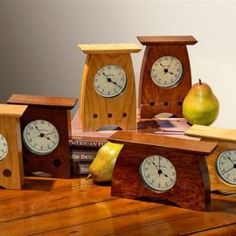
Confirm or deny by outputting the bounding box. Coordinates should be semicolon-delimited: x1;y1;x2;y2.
137;35;197;119
7;94;78;178
186;125;236;193
0;104;27;189
109;131;217;211
77;43;141;131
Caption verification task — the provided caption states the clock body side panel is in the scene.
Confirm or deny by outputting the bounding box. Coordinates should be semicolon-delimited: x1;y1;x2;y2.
139;45;192;118
20;106;71;178
204;139;236;192
0;117;24;189
111;143;210;211
79;53;136;131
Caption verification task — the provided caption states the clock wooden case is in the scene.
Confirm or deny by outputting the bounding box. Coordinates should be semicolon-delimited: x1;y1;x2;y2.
109;131;217;211
78;43;141;131
7;94;78;178
137;35;197;119
186;125;236;193
0;104;27;189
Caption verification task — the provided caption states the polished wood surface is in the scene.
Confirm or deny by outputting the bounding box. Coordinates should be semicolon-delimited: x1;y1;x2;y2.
78;43;141;54
0;105;27;189
7;95;78;179
110;131;217;211
0;177;236;235
78;51;137;131
7;94;78;108
137;35;197;45
138;42;193;118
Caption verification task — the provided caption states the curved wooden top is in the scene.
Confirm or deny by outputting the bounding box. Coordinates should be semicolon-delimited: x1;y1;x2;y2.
137;35;197;45
78;43;141;54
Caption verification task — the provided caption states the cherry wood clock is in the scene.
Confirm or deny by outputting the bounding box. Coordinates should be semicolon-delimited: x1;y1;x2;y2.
186;125;236;193
109;131;217;211
77;43;141;131
7;94;78;178
137;35;197;119
0;104;27;189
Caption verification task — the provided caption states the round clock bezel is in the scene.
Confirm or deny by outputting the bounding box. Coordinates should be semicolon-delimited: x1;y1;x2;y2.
94;64;127;98
0;133;8;161
23;119;60;156
150;56;183;88
216;149;236;185
139;154;177;192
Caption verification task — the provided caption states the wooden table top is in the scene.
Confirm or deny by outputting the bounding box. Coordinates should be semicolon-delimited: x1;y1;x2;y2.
0;177;236;235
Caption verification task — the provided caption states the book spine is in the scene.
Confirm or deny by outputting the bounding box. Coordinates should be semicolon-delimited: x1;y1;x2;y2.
71;150;97;162
69;139;106;149
71;161;90;176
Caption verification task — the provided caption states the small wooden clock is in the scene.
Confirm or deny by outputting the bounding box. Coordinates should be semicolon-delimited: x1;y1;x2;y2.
77;43;141;131
7;94;78;178
109;131;217;211
186;125;236;193
137;35;197;119
0;104;27;189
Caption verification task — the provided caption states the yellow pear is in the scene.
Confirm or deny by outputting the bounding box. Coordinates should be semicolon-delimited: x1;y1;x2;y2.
182;79;219;125
89;142;124;183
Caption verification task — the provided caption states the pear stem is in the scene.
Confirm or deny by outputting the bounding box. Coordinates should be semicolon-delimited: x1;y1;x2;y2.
198;79;202;85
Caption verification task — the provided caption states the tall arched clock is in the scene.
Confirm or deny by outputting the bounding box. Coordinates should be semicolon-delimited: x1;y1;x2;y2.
77;43;141;131
137;35;197;118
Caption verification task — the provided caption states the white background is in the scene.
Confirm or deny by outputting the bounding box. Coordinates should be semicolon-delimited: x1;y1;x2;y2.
1;0;236;128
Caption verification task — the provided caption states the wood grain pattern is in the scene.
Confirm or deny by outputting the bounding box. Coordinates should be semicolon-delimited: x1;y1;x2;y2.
0;105;27;189
0;177;235;235
79;53;137;131
109;131;217;211
137;35;197;45
186;124;236;143
138;44;192;118
78;43;141;54
186;125;236;192
7;95;78;178
7;94;78;108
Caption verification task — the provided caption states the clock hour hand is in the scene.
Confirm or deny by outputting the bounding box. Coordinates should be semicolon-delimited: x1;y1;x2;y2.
226;154;235;164
103;73;120;87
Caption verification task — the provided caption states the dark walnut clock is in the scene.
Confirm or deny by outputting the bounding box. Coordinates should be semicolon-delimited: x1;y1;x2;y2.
7;94;78;178
137;35;197;119
0;104;27;189
109;131;217;211
186;124;236;193
77;43;141;131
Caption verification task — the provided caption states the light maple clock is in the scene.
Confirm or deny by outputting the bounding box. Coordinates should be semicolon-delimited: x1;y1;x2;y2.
137;35;197;119
7;94;78;178
186;125;236;193
77;43;141;131
109;131;217;211
0;104;27;189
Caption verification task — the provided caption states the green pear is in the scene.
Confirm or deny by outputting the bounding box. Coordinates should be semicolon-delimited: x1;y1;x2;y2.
182;79;219;125
89;142;124;183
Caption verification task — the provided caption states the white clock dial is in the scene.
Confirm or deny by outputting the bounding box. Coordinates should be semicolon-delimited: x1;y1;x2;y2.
23;119;59;155
150;56;183;88
216;150;236;185
94;64;127;98
140;155;176;192
0;134;8;160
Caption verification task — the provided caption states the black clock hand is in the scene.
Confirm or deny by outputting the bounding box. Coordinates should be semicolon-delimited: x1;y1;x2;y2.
226;154;235;164
43;131;57;136
221;167;235;175
102;72;117;85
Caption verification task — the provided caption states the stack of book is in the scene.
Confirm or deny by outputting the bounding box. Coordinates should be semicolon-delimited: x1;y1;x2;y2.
70;111;115;177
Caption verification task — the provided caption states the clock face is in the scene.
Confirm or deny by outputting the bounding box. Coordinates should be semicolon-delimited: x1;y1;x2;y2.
216;150;236;185
140;155;177;192
94;64;127;98
150;56;183;88
23;119;60;155
0;133;8;161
